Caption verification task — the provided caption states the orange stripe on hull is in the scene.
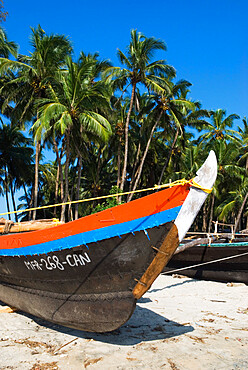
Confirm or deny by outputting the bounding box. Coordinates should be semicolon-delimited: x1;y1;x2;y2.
0;184;189;250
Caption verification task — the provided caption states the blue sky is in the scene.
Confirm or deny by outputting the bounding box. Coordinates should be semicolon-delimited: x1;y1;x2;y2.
1;0;248;216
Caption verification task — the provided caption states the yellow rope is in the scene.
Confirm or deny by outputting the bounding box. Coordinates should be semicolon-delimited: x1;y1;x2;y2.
189;179;213;194
0;178;212;217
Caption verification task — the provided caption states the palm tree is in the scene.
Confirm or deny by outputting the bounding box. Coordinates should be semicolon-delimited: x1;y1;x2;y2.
123;78;197;201
0;26;17;58
33;56;112;221
216;178;248;232
202;140;242;231
216;117;248;231
0;121;33;221
0;25;72;219
141;79;196;187
238;117;248;170
194;109;241;231
105;29;175;197
198;109;240;145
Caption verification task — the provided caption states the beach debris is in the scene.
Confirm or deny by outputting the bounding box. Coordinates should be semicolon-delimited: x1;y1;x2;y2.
201;318;215;322
172;274;187;279
53;337;78;355
0;305;17;313
14;339;56;354
30;362;58;370
227;282;246;287
205;328;222;335
186;335;207;343
237;307;248;314
167;358;180;370
84;357;103;368
126;357;138;361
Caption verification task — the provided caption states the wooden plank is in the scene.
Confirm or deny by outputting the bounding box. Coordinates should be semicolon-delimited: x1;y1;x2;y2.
0;220;64;234
133;223;179;299
174;237;215;254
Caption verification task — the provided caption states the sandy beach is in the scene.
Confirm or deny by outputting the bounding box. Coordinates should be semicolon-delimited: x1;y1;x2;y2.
0;274;247;369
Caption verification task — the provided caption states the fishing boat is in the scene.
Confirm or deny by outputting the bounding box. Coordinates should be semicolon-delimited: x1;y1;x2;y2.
164;238;248;284
0;151;217;332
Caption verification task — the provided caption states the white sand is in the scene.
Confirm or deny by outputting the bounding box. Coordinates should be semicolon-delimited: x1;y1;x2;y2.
0;275;247;369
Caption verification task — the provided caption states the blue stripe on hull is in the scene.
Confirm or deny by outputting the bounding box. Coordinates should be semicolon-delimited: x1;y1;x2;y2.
0;206;181;256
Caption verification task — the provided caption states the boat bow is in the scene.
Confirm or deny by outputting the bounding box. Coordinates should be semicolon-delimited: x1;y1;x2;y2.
133;151;217;299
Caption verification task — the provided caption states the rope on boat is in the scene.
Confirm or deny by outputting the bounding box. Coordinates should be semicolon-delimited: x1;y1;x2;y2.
0;178;213;217
161;251;248;276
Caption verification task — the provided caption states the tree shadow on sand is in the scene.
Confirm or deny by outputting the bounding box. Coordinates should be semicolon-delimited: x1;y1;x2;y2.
149;277;197;293
2;301;194;346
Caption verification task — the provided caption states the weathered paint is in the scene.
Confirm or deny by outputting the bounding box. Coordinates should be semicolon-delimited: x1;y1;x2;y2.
0;184;189;256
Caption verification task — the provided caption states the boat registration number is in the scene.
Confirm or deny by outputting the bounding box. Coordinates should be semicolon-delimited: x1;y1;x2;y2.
24;252;91;271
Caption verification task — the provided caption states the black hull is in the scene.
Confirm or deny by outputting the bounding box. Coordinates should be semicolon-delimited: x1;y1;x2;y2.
0;283;136;332
164;245;248;284
0;223;171;332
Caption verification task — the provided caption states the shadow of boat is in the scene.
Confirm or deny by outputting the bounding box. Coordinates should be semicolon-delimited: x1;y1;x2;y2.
0;300;194;346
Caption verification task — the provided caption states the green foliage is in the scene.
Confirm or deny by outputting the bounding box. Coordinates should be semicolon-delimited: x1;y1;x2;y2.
0;27;247;230
92;186;123;213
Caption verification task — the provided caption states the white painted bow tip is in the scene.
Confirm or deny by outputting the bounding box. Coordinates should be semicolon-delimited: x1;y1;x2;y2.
175;151;218;242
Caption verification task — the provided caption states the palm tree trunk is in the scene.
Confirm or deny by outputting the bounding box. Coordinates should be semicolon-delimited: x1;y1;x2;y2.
234;192;248;233
54;166;60;217
117;137;122;189
53;138;64;216
61;130;70;223
158;127;180;186
32;140;41;220
208;193;215;233
22;182;29;206
4;168;11;221
75;154;82;220
116;137;122;204
127;110;163;202
129;141;141;191
68;188;74;222
119;83;136;202
9;178;18;222
92;148;102;208
29;187;34;221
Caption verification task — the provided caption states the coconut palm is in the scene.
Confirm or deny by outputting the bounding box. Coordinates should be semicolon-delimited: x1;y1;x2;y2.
0;25;72;219
238;117;248;170
33;56;112;221
138;78;196;187
0;26;17;58
198;109;240;145
0;121;33;221
105;29;175;197
201;140;242;231
216;118;248;231
216;173;248;232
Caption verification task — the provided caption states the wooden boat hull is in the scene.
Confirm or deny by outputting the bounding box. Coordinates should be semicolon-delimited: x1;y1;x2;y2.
164;243;248;284
0;151;218;332
0;223;173;332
